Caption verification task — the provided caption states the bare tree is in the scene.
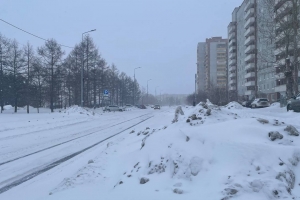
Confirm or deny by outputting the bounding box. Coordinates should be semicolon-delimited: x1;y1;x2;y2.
23;42;35;113
259;0;300;98
0;34;11;112
38;39;65;112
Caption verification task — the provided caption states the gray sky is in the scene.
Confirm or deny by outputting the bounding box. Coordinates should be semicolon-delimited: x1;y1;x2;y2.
0;0;241;95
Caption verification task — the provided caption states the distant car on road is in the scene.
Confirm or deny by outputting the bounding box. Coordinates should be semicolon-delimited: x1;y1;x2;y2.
251;98;270;108
287;93;300;112
139;105;146;109
104;105;123;112
154;105;160;110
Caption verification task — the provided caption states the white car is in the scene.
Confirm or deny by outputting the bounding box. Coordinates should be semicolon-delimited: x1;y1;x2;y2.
104;105;123;112
251;98;270;108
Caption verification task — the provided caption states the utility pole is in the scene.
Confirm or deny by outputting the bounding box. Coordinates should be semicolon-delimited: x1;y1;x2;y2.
81;29;96;107
147;79;152;105
155;86;159;103
133;67;141;106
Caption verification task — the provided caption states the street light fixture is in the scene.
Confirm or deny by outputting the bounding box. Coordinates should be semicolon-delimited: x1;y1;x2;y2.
81;29;96;107
133;67;141;106
147;79;152;104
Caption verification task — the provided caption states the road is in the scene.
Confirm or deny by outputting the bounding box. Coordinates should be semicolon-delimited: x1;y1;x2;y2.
0;108;158;194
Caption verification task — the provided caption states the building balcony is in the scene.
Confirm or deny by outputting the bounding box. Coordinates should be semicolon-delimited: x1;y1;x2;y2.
229;59;236;66
244;0;255;12
245;63;255;70
229;66;236;72
228;39;236;47
245;90;255;96
245;72;255;79
229;79;236;85
229;46;236;53
244;27;255;37
245;45;255;54
275;84;286;92
245;54;255;62
229;86;237;91
229;32;236;40
217;60;227;65
275;2;292;20
244;8;255;21
244;17;255;29
275;72;285;79
244;36;255;46
228;25;236;34
275;0;289;10
245;81;255;87
229;72;236;78
229;53;236;59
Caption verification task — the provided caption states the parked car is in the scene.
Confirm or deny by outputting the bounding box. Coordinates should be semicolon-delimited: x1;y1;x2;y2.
154;105;160;109
251;98;270;108
242;100;254;107
104;105;123;112
287;93;300;112
139;105;146;109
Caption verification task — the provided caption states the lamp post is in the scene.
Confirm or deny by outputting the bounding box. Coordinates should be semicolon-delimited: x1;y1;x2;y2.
133;67;141;106
81;29;96;107
160;89;163;105
155;86;159;103
147;79;152;105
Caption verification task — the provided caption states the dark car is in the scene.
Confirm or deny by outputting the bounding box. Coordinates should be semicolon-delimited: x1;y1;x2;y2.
154;105;160;109
287;93;300;112
242;99;254;108
139;105;146;109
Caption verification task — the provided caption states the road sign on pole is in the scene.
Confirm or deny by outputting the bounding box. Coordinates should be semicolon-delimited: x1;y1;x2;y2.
104;89;109;97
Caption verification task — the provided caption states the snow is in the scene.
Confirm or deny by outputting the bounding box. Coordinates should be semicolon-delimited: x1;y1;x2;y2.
1;103;300;200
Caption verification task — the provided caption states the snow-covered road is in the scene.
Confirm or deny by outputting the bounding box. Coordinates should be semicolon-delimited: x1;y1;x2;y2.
0;107;166;196
1;103;300;200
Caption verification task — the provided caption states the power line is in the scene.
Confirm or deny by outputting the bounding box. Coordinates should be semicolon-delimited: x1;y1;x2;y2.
0;18;73;49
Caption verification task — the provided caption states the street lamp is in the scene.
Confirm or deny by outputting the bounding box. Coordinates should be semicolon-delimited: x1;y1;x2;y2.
147;79;152;104
81;29;96;107
160;89;163;105
155;86;159;103
133;67;141;106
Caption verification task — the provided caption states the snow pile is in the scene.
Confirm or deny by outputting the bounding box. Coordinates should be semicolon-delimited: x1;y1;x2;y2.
271;102;280;107
65;106;96;115
224;101;244;110
3;105;13;110
46;102;300;200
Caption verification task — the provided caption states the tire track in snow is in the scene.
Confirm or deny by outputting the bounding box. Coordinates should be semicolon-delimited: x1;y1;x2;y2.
0;115;153;194
0;113;151;166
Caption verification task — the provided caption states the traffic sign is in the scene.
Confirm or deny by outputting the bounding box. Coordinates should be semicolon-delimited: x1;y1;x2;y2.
104;90;109;96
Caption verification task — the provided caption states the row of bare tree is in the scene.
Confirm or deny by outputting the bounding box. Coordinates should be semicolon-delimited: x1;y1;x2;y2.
0;33;141;113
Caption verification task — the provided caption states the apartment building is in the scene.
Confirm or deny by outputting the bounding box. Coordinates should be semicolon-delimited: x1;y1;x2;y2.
196;42;206;93
274;0;300;98
197;37;228;94
228;0;276;101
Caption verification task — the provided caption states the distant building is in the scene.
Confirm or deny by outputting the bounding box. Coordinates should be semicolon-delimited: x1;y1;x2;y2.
196;42;206;93
228;0;276;101
196;37;228;94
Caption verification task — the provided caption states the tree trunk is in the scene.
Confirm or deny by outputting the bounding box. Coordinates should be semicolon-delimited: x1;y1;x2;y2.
51;56;54;113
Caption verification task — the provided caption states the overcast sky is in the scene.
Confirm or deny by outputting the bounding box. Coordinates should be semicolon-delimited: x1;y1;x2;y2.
0;0;242;95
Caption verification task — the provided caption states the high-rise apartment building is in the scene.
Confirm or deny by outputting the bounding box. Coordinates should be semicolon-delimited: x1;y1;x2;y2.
196;42;206;93
274;0;300;98
196;37;228;94
228;0;276;101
